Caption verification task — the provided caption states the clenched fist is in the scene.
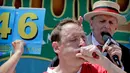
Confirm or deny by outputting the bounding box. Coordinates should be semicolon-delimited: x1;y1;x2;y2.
12;40;25;55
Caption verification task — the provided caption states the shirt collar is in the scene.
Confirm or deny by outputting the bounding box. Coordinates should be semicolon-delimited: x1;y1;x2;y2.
47;67;82;73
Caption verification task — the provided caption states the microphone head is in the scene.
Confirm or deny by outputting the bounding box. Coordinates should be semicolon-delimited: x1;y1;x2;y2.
101;32;112;42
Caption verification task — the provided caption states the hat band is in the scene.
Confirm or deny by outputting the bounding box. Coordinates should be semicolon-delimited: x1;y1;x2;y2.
93;7;119;14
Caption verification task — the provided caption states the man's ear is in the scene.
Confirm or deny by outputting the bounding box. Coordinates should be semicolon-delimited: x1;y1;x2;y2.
115;25;118;30
89;20;93;30
52;42;60;53
115;27;117;30
89;19;92;25
78;16;83;27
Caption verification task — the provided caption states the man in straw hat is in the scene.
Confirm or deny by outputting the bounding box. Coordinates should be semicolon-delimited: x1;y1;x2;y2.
49;0;130;73
44;18;126;73
83;1;130;73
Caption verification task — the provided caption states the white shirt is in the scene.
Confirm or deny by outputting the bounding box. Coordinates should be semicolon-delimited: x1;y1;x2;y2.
46;67;82;73
92;33;101;46
91;33;107;56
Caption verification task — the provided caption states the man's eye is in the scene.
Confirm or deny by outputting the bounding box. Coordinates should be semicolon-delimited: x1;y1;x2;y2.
109;21;113;24
100;20;106;23
70;38;78;42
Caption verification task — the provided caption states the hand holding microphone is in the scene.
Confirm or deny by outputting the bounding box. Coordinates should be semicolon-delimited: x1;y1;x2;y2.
101;32;122;68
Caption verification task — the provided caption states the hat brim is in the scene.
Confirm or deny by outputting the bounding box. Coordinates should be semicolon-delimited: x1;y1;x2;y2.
84;11;126;25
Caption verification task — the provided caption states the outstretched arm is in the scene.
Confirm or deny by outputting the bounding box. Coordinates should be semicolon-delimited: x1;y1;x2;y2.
0;40;25;73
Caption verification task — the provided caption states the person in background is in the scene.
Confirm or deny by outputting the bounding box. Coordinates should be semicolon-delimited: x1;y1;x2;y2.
0;40;25;73
83;1;130;72
44;18;127;73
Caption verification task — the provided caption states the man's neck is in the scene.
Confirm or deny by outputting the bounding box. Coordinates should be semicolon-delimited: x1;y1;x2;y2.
92;32;104;45
92;33;101;46
53;62;81;73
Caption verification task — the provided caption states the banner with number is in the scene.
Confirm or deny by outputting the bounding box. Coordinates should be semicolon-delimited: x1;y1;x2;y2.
0;6;46;55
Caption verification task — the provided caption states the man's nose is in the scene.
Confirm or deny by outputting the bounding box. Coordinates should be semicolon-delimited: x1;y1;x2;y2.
79;38;86;47
105;22;110;29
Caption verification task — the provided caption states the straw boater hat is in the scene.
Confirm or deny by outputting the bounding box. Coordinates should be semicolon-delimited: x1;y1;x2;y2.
84;1;126;25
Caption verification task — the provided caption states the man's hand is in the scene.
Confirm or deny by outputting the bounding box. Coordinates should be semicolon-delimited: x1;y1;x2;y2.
12;40;25;55
75;45;126;73
76;45;107;65
102;44;123;67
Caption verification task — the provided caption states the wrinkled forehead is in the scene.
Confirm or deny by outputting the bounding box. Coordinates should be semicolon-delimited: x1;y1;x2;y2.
92;14;117;20
61;23;85;37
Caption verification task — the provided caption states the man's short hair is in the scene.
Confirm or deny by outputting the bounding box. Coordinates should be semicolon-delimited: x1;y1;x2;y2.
50;18;80;43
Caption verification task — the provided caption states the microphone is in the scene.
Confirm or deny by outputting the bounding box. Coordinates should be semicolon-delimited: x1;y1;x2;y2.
101;32;122;68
